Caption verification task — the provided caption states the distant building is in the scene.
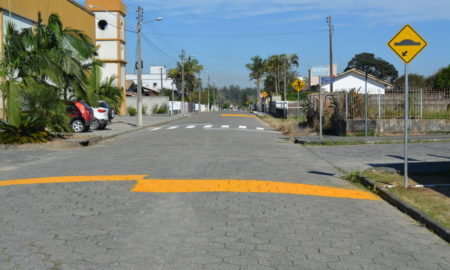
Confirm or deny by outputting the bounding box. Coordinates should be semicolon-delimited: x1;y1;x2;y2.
126;66;177;94
308;64;338;88
320;68;392;94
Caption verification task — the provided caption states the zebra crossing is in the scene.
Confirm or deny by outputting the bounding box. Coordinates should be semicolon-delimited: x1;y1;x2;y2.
150;124;272;132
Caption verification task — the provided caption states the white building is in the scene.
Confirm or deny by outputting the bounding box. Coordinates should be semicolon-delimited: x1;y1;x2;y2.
127;66;177;93
321;68;392;94
86;0;127;114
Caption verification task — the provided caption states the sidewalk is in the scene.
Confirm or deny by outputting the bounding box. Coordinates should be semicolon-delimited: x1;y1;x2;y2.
1;114;186;150
295;133;450;145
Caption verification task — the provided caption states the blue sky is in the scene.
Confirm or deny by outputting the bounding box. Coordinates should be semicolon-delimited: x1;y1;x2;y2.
78;0;450;87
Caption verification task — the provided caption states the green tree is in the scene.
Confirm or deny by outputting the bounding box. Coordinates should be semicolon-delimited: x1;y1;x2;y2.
394;74;427;87
0;13;97;132
345;52;398;82
168;56;203;99
86;64;123;113
245;56;265;98
429;65;450;88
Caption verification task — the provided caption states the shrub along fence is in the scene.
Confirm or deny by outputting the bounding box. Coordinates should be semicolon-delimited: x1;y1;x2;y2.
305;87;450;135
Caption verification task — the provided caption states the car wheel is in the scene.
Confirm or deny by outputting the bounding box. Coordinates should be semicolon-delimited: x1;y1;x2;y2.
71;119;85;133
109;109;115;119
90;119;100;130
98;123;107;130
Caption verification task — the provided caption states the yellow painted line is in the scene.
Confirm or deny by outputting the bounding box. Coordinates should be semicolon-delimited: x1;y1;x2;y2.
132;179;380;201
0;175;148;187
220;114;256;118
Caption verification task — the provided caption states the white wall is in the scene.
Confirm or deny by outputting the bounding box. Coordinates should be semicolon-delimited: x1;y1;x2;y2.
321;73;387;94
127;67;176;92
97;40;119;60
126;96;169;115
95;11;118;39
3;12;33;34
102;63;119;86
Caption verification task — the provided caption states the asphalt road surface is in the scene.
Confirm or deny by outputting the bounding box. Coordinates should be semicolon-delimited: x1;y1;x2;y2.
0;112;449;270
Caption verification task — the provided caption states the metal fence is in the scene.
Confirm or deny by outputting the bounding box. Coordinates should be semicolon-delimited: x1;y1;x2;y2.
311;87;450;120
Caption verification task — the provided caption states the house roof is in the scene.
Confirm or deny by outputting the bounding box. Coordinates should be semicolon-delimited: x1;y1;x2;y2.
332;68;393;86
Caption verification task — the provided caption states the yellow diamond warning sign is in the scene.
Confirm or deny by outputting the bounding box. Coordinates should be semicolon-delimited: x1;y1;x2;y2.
291;78;305;92
388;24;427;64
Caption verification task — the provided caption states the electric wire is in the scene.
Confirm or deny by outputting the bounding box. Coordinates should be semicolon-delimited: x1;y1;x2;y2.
148;29;328;38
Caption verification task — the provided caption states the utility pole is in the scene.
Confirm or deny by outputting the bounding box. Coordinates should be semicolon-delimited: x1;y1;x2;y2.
207;74;210;111
327;16;334;93
160;66;164;96
198;72;201;112
283;57;287;118
136;6;143;127
180;49;185;115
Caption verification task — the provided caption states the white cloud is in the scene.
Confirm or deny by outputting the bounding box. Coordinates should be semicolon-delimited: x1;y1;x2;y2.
131;0;450;23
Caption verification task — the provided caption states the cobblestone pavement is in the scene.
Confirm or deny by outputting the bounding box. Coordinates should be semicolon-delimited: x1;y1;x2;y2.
0;112;449;269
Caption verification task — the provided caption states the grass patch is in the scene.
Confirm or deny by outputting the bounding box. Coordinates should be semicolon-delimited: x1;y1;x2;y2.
259;115;309;138
361;170;450;229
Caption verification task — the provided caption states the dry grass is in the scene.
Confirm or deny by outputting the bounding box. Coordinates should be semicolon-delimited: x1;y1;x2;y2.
362;170;450;229
260;115;312;138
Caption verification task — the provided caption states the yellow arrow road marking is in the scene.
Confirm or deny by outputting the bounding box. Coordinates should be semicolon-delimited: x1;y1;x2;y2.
0;176;379;201
132;179;380;201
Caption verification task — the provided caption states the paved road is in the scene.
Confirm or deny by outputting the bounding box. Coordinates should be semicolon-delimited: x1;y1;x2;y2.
0;112;449;270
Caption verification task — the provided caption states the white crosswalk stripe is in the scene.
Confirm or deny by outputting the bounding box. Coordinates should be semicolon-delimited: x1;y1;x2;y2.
221;125;230;128
167;126;178;129
186;125;196;129
239;125;247;129
256;127;265;131
204;125;213;128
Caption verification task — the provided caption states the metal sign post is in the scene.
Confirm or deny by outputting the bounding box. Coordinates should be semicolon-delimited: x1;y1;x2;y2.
404;64;409;188
365;68;368;141
297;90;300;131
388;24;427;188
319;76;323;140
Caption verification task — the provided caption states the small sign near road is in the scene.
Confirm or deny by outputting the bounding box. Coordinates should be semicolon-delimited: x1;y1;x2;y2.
320;77;334;84
261;92;268;98
388;24;427;64
291;78;305;92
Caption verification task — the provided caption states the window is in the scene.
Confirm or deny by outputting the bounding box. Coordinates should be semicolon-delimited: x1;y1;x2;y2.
98;20;108;30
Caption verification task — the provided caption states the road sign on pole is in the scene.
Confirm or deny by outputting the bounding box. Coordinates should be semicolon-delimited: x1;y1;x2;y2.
291;78;305;92
388;24;427;64
388;25;427;188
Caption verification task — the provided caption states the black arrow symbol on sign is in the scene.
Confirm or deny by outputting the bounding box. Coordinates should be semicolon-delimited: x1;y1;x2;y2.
402;51;408;56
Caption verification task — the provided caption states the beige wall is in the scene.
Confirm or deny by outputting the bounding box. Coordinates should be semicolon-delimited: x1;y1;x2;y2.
0;0;95;40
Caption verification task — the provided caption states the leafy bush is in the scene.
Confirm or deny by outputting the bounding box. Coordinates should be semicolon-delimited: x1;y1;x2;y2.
128;106;137;116
152;105;169;114
0;116;49;144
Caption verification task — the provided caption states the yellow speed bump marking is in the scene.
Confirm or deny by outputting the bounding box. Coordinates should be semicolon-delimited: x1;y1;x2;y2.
0;175;148;187
0;176;379;201
132;179;380;201
220;114;256;118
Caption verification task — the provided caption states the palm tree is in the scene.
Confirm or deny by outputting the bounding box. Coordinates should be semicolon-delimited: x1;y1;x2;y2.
245;56;265;100
86;63;123;113
168;56;203;99
0;13;97;132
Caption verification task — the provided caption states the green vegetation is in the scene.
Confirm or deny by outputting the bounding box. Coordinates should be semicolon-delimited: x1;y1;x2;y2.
0;13;122;144
0;116;49;144
127;106;137;116
152;105;168;114
345;52;398;82
168;56;203;101
360;170;450;229
246;54;303;101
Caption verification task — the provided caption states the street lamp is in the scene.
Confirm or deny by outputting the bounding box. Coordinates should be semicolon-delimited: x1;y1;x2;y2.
136;8;163;127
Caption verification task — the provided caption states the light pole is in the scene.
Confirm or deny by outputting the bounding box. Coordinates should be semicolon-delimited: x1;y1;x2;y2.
136;9;163;127
180;49;185;115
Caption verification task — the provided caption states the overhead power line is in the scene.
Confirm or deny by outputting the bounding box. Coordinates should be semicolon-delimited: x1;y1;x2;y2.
147;29;328;38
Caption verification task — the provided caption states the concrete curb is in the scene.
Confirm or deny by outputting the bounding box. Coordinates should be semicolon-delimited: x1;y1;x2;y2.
294;136;450;145
359;176;450;243
1;115;187;150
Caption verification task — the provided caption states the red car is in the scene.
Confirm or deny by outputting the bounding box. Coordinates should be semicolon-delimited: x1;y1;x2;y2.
66;101;94;133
